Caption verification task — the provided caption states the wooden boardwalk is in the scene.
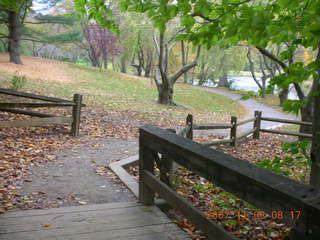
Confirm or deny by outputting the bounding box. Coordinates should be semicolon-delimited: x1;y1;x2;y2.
0;202;189;240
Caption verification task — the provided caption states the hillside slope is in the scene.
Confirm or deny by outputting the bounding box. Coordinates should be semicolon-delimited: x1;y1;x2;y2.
0;54;246;124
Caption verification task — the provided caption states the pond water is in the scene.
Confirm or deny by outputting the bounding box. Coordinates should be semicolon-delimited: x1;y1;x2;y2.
192;76;298;100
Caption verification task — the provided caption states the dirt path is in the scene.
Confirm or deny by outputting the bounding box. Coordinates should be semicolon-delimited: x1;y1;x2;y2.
18;138;138;209
193;86;297;137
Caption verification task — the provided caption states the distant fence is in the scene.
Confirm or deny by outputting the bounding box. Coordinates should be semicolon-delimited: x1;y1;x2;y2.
139;125;320;240
177;111;312;147
0;88;85;136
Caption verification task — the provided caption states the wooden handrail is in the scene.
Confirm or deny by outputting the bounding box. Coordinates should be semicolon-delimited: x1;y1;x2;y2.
139;125;320;240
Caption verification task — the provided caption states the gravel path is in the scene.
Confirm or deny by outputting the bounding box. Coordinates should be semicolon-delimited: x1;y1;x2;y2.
193;86;297;137
20;138;138;208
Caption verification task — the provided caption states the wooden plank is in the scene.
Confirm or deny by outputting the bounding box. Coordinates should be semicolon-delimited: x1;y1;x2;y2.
193;123;232;130
260;128;313;138
142;170;236;240
2;202;139;218
0;108;57;118
0;205;173;240
236;117;256;126
139;138;155;205
261;117;312;126
0;88;73;103
0;203;151;226
0;102;75;108
0;116;72;128
44;223;188;240
0;205;163;232
139;125;320;229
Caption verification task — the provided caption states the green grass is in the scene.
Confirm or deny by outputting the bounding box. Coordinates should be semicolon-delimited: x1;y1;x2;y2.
0;62;246;124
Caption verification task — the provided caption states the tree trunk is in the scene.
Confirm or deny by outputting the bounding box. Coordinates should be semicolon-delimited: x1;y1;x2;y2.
279;87;289;105
299;102;313;139
119;57;127;73
158;85;173;105
310;57;320;188
103;52;108;69
8;10;22;64
218;74;228;87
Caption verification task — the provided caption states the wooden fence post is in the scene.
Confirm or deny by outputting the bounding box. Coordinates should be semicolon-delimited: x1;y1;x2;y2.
71;94;82;137
253;111;262;140
139;140;155;206
230;116;237;146
160;129;176;187
186;114;193;140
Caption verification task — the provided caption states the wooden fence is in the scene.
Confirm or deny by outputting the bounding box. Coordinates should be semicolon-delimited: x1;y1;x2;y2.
139;125;320;240
0;88;85;136
178;111;312;147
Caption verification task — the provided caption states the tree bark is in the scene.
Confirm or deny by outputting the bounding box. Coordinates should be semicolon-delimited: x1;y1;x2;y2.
279;87;289;105
8;10;22;64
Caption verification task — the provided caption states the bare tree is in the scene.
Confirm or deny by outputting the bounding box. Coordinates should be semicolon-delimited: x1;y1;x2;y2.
153;30;200;105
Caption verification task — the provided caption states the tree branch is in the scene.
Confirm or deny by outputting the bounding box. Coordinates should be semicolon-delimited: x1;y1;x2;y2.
256;47;287;70
170;46;201;84
247;46;263;90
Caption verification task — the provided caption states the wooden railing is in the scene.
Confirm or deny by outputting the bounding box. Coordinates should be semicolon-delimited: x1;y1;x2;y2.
180;110;312;147
0;88;85;136
139;125;320;240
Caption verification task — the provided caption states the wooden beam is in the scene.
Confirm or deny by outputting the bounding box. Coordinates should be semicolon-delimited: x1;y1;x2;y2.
0;108;57;118
236;128;256;140
261;117;312;126
236;117;256;126
139;126;320;231
71;94;82;136
0;116;72;128
193;123;232;130
0;88;72;103
253;111;262;139
142;170;237;240
230;116;237;146
186;114;193;140
260;128;313;138
0;102;75;108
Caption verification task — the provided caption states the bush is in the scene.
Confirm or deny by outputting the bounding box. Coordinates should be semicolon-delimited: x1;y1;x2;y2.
10;75;27;91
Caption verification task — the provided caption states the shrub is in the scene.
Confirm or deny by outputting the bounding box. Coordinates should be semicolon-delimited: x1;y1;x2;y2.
10;75;27;91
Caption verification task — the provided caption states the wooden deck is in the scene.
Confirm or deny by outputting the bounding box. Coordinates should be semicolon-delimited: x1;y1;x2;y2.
0;202;189;240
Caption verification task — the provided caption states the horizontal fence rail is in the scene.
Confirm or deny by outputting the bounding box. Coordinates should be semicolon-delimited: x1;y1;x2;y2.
0;116;72;128
261;117;312;126
260;128;313;139
0;102;76;108
180;110;312;147
0;90;84;136
193;123;232;130
139;125;320;240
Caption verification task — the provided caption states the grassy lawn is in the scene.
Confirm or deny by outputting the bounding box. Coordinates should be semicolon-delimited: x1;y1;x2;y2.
0;61;246;124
